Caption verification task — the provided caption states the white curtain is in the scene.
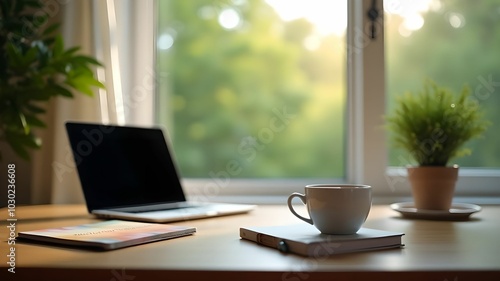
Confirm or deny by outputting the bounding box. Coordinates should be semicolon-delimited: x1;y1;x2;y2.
28;0;155;204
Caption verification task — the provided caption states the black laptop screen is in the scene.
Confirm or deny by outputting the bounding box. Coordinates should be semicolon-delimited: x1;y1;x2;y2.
65;122;186;211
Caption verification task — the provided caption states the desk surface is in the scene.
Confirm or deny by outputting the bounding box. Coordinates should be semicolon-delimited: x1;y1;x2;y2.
1;204;500;281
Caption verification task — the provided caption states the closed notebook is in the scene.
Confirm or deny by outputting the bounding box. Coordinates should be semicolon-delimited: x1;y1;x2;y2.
240;224;404;257
18;220;196;250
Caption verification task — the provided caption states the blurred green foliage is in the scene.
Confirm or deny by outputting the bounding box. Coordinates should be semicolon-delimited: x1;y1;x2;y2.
385;80;490;166
0;0;104;160
157;0;345;178
157;0;499;178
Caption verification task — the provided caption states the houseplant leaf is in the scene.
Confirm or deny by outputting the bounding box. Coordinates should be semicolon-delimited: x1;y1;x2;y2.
385;79;490;166
0;0;105;161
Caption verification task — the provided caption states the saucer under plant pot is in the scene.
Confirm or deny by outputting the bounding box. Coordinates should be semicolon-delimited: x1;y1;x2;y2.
385;80;490;211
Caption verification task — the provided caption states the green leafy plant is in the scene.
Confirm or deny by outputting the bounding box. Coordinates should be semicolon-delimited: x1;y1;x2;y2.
385;80;490;166
0;0;104;160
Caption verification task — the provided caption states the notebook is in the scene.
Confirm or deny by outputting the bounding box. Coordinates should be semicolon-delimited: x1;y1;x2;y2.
65;121;256;223
240;224;404;257
18;220;197;250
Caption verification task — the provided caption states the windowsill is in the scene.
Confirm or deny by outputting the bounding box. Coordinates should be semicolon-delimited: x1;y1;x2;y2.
187;194;500;206
182;172;500;203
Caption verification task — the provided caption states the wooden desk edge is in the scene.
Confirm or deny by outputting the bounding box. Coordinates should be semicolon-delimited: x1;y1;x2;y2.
2;267;500;281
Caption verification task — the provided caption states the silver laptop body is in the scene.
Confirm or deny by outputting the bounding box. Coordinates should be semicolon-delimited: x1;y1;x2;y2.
65;121;255;223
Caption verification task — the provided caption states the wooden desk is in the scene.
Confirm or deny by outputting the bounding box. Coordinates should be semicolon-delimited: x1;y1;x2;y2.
1;204;500;281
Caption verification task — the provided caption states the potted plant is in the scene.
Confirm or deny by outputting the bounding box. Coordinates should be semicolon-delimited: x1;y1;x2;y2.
385;79;490;210
0;0;104;160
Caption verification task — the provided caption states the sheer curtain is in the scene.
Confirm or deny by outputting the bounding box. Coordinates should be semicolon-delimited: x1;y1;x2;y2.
29;0;155;204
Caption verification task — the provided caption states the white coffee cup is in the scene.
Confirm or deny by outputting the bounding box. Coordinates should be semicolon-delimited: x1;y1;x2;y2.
287;184;372;235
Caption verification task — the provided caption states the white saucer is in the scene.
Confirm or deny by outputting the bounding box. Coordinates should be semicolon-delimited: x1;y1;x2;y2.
390;202;481;220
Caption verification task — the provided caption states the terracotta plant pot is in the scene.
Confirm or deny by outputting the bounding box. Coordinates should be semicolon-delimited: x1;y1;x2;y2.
407;166;459;210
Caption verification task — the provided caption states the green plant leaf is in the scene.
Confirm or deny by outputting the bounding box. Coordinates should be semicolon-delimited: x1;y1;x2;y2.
42;37;56;47
53;35;64;58
6;43;24;69
72;55;103;66
5;130;42;160
25;103;46;114
46;83;74;98
66;75;105;96
6;137;31;160
62;46;81;57
42;23;60;36
25;114;46;127
19;45;39;68
17;111;30;134
384;79;490;166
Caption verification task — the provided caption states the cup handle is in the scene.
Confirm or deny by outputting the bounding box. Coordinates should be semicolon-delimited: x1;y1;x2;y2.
287;192;313;225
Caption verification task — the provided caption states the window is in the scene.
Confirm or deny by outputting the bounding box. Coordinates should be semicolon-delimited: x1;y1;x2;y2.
386;0;500;168
384;0;500;197
156;1;349;187
152;0;500;202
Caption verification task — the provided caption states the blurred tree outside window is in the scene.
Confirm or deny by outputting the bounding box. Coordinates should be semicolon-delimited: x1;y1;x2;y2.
156;0;500;181
156;0;347;179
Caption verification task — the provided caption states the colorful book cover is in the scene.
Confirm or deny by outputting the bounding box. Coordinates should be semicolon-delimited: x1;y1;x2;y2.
18;220;196;250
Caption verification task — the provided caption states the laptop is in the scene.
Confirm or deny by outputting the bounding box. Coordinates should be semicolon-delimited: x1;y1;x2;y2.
65;121;256;223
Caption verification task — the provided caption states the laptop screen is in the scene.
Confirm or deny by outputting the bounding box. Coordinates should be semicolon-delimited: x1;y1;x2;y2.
65;122;186;211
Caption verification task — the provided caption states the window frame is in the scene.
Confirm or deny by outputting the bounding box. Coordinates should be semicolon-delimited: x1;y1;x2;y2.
153;0;500;204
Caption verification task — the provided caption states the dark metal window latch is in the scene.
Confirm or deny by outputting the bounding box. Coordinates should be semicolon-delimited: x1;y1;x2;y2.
367;0;380;40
